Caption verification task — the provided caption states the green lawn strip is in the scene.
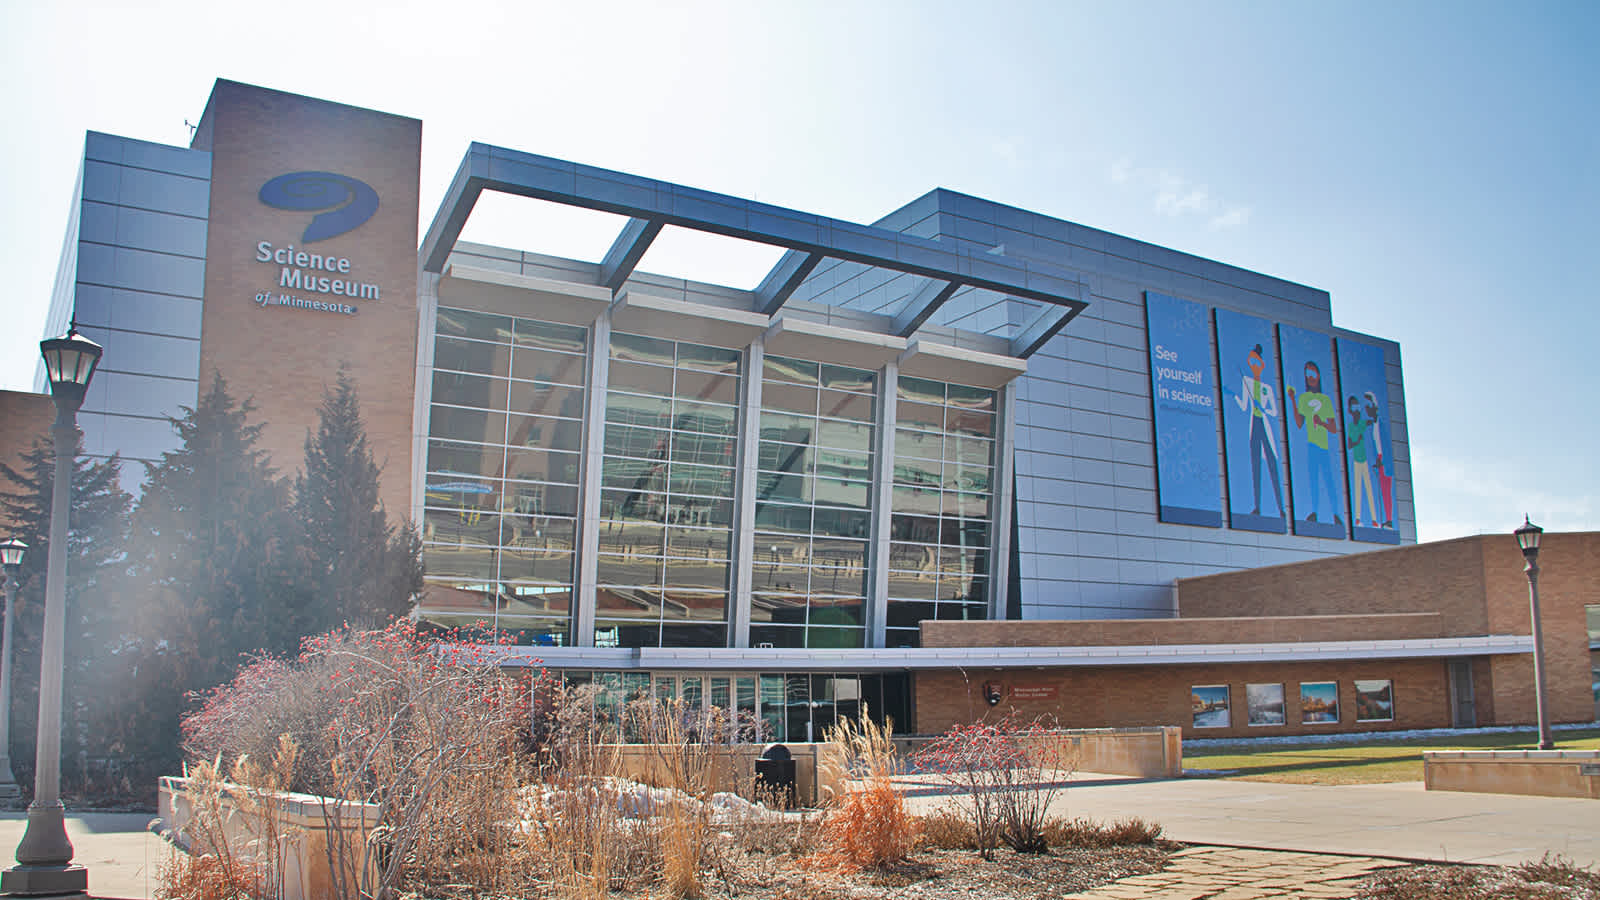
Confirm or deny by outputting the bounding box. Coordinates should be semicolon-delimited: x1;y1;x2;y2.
1182;728;1600;784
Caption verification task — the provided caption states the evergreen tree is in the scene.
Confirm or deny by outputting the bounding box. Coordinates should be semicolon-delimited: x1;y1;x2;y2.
293;370;422;633
121;373;300;779
0;433;131;797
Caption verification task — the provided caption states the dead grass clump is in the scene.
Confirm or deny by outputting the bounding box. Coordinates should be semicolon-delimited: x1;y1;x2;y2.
157;851;259;900
816;712;917;871
527;680;652;897
818;778;919;870
1515;854;1600;893
1358;856;1600;900
1041;816;1163;848
915;808;978;850
730;807;822;858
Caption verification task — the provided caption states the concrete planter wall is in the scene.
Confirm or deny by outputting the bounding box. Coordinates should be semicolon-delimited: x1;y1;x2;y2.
1423;750;1600;799
604;741;846;806
894;726;1183;779
158;776;380;900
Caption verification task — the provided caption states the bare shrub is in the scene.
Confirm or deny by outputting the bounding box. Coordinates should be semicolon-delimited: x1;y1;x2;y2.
180;622;529;900
1041;816;1163;848
911;715;1076;857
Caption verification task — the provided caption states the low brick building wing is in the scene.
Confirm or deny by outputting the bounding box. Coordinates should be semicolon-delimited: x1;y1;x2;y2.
916;532;1597;737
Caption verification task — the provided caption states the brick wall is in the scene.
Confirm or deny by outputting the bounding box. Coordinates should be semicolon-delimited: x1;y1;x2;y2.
0;390;57;530
1176;535;1494;631
1174;532;1598;726
912;658;1452;739
194;81;421;517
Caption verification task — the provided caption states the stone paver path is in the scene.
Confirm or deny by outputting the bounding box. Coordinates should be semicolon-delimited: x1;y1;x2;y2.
1066;846;1405;899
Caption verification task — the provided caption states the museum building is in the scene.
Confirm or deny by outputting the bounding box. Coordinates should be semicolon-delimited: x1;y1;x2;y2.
8;79;1595;741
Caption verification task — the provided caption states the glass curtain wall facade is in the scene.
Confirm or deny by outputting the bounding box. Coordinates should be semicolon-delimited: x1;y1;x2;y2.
887;377;997;647
751;355;876;649
421;307;588;644
418;307;1005;652
566;670;913;744
595;333;741;647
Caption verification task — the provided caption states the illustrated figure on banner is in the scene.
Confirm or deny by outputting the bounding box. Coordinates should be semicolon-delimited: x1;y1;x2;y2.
1363;391;1393;528
1346;395;1378;528
1286;361;1341;526
1233;343;1284;517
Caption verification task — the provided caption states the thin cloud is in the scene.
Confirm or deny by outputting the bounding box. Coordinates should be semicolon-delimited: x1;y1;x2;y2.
1209;206;1251;229
1412;448;1595;542
1108;158;1251;229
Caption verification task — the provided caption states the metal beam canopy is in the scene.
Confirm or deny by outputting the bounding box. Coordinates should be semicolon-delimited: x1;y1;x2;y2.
753;250;822;315
891;277;962;337
598;218;662;291
420;144;1091;324
1010;301;1085;358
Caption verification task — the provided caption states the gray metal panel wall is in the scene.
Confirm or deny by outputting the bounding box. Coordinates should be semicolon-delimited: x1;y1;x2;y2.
58;132;211;495
868;190;1414;621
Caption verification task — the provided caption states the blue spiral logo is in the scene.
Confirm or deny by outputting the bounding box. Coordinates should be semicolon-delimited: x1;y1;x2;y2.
258;172;380;243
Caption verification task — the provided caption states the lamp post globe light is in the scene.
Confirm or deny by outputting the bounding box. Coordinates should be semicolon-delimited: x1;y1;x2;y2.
0;538;25;802
1;326;100;897
1513;516;1554;752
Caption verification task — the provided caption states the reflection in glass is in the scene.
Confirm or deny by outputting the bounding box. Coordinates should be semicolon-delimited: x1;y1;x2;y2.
600;332;741;645
434;336;511;377
430;406;507;445
425;309;588;640
887;376;997;647
437;308;513;343
431;371;508;410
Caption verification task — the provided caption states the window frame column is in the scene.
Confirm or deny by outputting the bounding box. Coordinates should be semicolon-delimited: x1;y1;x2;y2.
573;308;613;647
866;361;898;648
729;336;765;648
986;380;1017;620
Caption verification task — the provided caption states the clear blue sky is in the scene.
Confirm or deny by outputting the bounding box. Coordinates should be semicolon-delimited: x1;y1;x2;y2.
1;1;1594;542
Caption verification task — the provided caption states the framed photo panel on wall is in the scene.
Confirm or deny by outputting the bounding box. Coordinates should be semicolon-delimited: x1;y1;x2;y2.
1192;685;1231;728
1355;679;1395;722
1246;683;1286;726
1299;681;1340;724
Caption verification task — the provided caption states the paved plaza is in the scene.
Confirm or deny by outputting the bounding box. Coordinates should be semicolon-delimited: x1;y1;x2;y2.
1065;846;1405;900
0;811;167;900
1051;774;1597;867
0;773;1593;899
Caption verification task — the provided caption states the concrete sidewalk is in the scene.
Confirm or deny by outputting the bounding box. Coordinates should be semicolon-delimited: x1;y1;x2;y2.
0;811;168;900
905;774;1599;867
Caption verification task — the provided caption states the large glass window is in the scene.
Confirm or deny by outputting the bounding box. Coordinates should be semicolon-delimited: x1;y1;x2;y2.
593;333;741;648
749;356;875;649
886;377;996;647
558;670;910;742
418;307;587;645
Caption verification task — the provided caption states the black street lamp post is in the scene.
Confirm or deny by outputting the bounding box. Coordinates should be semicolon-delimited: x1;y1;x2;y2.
1;325;101;897
1513;516;1554;751
0;538;24;801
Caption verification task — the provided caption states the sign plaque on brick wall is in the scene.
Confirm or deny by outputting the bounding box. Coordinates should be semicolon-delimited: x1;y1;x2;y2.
1011;684;1059;701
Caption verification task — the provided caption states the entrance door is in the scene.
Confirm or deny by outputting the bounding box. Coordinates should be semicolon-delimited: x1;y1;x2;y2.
1447;659;1476;728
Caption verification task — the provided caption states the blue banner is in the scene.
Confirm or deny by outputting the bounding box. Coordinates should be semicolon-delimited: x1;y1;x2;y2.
1276;325;1346;539
1215;309;1286;533
1336;338;1400;544
1145;292;1221;527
